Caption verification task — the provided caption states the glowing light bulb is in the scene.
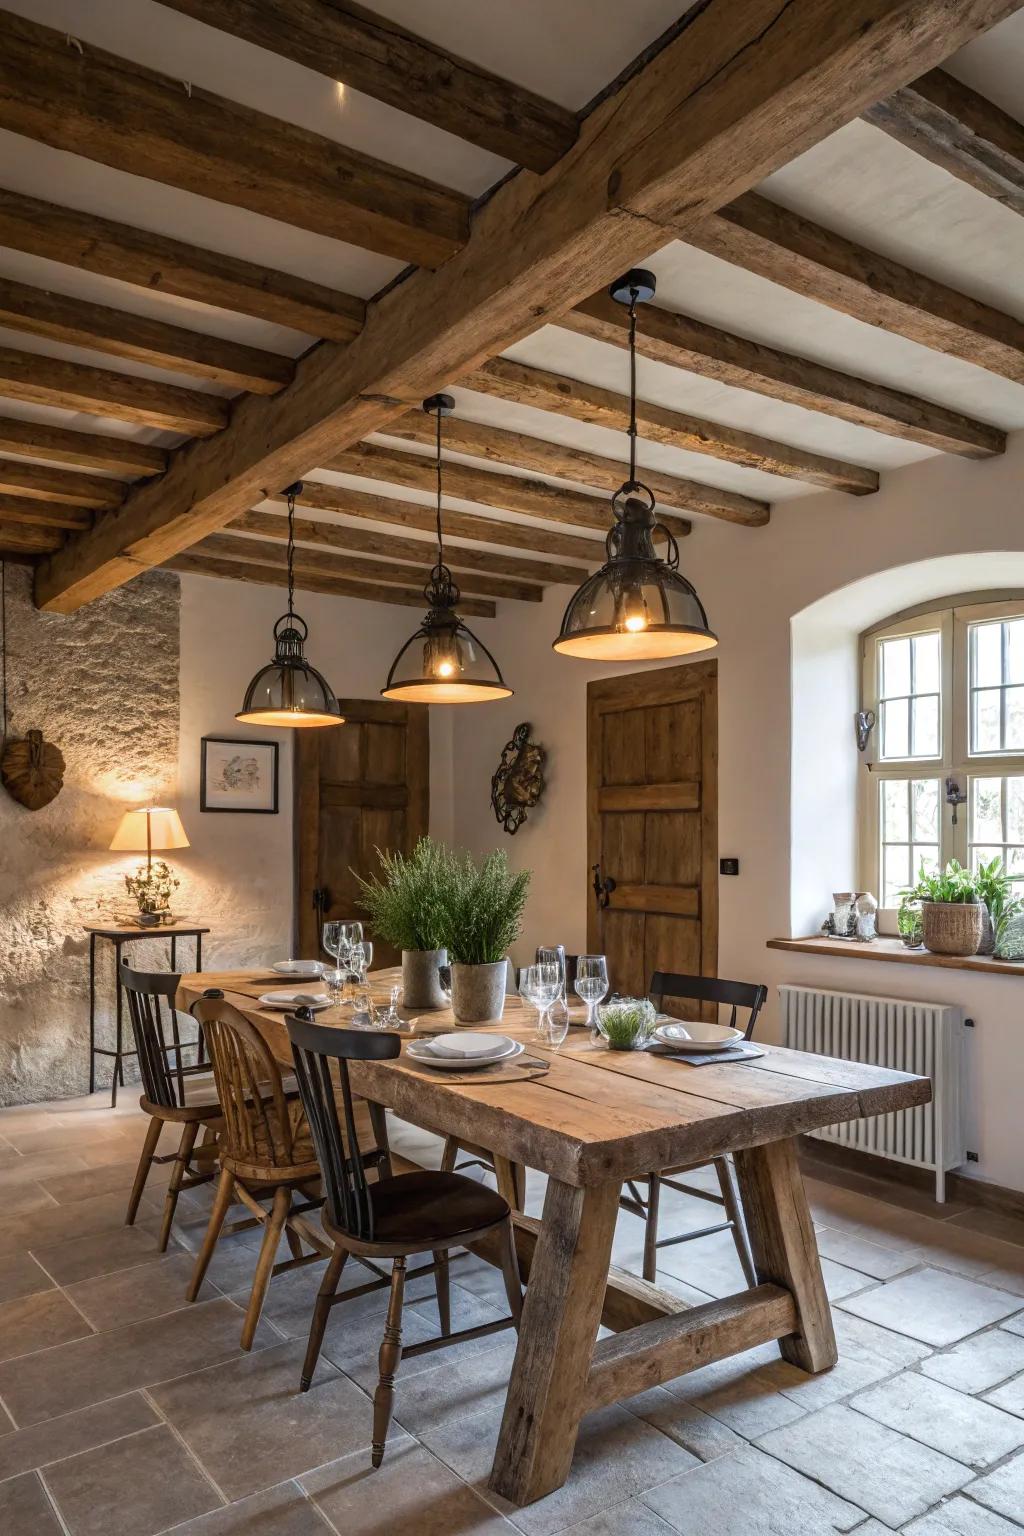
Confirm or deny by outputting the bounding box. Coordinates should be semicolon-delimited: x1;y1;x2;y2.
624;612;647;632
436;658;456;678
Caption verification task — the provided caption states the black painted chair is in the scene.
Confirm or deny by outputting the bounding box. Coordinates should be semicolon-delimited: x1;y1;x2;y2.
286;1010;522;1467
620;971;768;1284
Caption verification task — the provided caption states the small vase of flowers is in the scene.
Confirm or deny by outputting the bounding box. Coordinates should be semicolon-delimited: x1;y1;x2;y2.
125;860;179;927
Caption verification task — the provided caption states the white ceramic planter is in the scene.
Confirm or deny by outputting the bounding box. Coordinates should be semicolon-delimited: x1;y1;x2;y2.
401;948;448;1010
451;960;507;1025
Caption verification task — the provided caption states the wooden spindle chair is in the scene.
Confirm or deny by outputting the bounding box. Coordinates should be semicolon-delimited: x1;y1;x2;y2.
120;963;222;1251
286;1009;522;1468
621;972;768;1284
187;993;334;1350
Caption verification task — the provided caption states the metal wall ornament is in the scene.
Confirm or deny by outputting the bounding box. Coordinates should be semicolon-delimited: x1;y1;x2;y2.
491;722;545;834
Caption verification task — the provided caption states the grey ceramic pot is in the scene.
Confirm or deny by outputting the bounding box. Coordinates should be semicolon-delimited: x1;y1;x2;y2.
451;960;507;1025
401;948;448;1010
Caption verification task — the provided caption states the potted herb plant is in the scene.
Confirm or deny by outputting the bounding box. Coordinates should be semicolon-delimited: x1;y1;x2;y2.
447;849;531;1024
596;998;656;1051
973;855;1022;956
909;859;984;957
355;838;456;1009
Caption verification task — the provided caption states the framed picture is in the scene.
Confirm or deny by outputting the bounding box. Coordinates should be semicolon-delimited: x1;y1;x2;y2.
200;737;279;814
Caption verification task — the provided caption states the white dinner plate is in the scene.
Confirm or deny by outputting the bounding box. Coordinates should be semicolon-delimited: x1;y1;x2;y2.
652;1020;743;1052
405;1039;525;1070
271;960;324;978
428;1032;515;1060
258;988;331;1011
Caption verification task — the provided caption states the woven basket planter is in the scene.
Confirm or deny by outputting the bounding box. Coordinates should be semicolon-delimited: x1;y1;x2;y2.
921;900;984;958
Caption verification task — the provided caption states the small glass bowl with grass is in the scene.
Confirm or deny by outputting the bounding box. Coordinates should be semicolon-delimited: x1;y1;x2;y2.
595;997;657;1051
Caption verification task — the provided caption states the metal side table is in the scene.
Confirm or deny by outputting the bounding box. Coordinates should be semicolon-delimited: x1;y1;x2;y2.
84;923;210;1106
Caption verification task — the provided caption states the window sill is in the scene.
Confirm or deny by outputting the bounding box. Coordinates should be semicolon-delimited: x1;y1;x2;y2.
767;935;1024;977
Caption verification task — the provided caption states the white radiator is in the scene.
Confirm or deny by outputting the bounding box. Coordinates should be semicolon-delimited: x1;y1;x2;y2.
780;983;965;1202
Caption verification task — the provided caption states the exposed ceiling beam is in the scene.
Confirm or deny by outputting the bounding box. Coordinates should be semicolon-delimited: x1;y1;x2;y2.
0;522;64;554
379;410;769;526
0;494;91;531
0;347;228;437
0;9;469;269
38;0;1018;612
0;188;365;342
0;277;294;395
232;507;589;585
0;415;167;477
564;292;1006;458
165;549;497;616
200;530;543;601
155;0;578;174
466;356;879;496
864;68;1024;216
0;458;123;509
326;441;696;535
274;483;606;561
689;191;1024;380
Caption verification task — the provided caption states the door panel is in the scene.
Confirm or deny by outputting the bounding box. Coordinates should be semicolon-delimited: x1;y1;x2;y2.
296;699;429;965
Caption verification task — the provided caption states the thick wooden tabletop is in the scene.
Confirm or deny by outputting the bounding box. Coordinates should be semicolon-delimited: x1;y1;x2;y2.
176;968;931;1188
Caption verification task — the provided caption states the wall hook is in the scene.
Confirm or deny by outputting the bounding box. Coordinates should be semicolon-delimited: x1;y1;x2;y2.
856;709;876;753
945;775;967;825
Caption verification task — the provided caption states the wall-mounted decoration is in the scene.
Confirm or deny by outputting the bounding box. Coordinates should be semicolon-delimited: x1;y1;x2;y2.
1;728;66;810
856;709;876;752
491;722;545;835
200;737;279;813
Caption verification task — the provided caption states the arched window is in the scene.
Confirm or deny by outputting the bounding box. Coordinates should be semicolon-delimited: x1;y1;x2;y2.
860;595;1024;917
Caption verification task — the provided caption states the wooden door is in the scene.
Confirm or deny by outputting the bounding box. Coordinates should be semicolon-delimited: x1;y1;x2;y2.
587;661;717;1009
295;699;429;964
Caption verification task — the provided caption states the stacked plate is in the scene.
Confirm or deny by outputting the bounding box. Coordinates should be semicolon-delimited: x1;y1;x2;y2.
651;1019;743;1053
258;987;331;1011
271;960;324;980
405;1032;523;1070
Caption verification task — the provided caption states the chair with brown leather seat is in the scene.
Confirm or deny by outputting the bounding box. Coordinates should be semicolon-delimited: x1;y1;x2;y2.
120;962;222;1251
286;1009;522;1468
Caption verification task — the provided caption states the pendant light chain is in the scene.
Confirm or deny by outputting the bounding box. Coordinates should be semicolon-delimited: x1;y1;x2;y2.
434;401;445;571
627;287;639;488
285;484;298;621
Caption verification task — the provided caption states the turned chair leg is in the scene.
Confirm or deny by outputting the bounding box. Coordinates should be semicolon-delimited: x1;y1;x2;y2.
301;1243;348;1391
159;1120;199;1252
716;1155;758;1287
498;1219;523;1327
440;1136;458;1174
642;1172;662;1284
433;1249;451;1335
372;1257;406;1468
241;1185;290;1351
126;1114;162;1226
187;1166;235;1302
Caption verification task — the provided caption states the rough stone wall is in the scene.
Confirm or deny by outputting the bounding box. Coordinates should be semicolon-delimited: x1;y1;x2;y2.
0;564;181;1103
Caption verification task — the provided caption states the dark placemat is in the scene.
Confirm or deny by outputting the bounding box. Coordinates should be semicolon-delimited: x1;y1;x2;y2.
397;1051;551;1084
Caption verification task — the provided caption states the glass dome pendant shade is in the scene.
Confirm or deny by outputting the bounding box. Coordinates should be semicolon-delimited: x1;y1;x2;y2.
235;482;344;728
553;269;717;661
382;395;512;704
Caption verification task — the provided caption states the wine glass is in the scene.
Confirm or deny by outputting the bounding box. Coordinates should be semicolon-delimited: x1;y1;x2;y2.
522;962;560;1044
322;920;344;968
575;955;609;1035
536;946;566;998
337;921;363;971
351;940;373;983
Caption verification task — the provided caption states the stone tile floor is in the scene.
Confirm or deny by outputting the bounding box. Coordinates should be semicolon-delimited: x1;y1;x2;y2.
1;1094;1024;1536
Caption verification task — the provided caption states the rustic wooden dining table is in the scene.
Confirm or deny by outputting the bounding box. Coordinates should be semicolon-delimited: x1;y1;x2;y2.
176;966;931;1507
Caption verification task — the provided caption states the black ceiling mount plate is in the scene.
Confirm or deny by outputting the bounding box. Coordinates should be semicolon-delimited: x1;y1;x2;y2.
610;268;657;305
422;392;456;415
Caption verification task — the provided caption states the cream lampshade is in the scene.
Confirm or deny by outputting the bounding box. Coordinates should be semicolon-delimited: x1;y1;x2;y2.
110;807;190;871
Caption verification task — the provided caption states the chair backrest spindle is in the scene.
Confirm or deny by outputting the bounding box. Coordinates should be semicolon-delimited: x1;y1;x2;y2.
120;962;184;1108
190;993;297;1170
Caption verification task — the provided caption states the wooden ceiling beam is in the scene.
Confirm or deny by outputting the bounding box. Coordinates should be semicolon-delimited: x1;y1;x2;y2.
156;0;578;174
0;277;294;395
200;530;543;601
0;494;91;531
466;356;879;496
380;410;769;525
38;0;1017;611
0;459;123;509
0;188;365;342
0;416;167;477
326;441;694;536
864;68;1024;216
564;292;1006;458
232;507;590;585
0;522;64;554
0;9;469;269
273;483;605;562
165;549;497;616
689;191;1024;380
0;347;228;437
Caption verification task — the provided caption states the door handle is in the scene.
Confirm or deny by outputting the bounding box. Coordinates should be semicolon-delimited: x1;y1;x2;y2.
592;863;616;909
312;885;329;914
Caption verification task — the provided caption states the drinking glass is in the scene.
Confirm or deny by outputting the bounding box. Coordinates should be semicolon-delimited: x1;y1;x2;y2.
322;920;344;967
522;962;560;1043
575;955;609;1034
536;946;566;998
373;984;402;1029
352;940;373;982
544;997;570;1049
323;967;347;1007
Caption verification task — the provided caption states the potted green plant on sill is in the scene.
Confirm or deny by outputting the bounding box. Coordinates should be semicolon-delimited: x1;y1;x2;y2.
973;855;1022;956
897;894;923;949
447;849;531;1024
908;859;984;957
355;837;458;1009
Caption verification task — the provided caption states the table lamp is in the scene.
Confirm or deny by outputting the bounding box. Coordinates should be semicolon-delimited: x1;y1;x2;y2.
110;807;190;926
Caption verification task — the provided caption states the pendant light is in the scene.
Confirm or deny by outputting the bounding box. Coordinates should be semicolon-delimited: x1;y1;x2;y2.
382;394;512;704
235;482;344;728
553;269;717;661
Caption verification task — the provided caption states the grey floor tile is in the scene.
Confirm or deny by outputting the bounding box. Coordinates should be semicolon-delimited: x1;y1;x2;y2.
0;1251;54;1305
302;1433;514;1533
753;1310;930;1413
0;1288;93;1362
959;1447;1024;1522
838;1268;1023;1346
903;1495;1024;1535
850;1370;1024;1467
0;1471;63;1534
0;1190;159;1258
150;1339;373;1501
391;1333;521;1437
31;1221;176;1286
43;1422;222;1536
557;1499;679;1535
39;1157;173;1206
167;1482;337;1534
624;1386;744;1461
0;1297;273;1426
1001;1313;1024;1337
0;1184;58;1218
922;1329;1024;1394
66;1253;213;1331
0;1392;158;1482
675;1367;806;1439
640;1443;864;1536
812;1227;922;1280
756;1402;972;1526
820;1258;877;1302
984;1368;1024;1418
